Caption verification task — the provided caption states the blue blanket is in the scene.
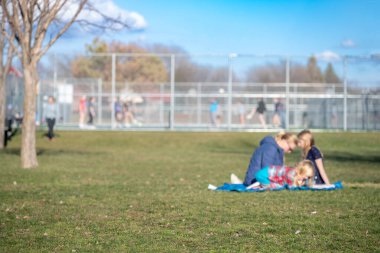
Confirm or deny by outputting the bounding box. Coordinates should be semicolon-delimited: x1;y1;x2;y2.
213;181;343;192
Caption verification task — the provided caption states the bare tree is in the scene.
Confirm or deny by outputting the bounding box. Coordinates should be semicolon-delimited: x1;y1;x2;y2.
0;6;16;149
1;0;130;168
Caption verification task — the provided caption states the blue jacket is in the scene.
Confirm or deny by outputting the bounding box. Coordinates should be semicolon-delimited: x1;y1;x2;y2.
243;136;284;186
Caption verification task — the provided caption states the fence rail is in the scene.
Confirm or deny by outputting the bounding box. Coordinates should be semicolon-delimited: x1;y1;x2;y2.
5;53;380;131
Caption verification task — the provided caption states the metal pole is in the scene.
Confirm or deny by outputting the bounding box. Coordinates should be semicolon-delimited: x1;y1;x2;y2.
343;56;347;131
170;55;175;130
285;57;290;130
294;83;298;127
111;54;116;129
98;78;102;125
53;54;58;126
160;83;164;126
37;80;41;128
53;53;57;97
227;54;233;130
197;82;201;125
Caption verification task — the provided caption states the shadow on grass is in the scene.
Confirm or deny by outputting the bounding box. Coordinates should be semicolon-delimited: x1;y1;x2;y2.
207;140;258;155
209;144;380;164
2;148;97;157
326;152;380;164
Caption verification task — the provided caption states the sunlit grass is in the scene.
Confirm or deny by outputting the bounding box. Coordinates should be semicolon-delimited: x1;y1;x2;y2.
1;131;379;252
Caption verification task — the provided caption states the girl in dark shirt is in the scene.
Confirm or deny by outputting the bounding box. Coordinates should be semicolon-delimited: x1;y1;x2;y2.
297;130;331;185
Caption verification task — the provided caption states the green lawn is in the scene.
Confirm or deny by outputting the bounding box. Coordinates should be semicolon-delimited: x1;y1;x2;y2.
1;131;379;252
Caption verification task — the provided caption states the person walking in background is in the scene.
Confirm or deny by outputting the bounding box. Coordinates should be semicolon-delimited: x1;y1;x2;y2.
123;101;138;127
87;97;96;127
44;96;57;141
79;95;87;128
114;97;124;128
209;98;221;127
247;98;267;128
236;100;246;126
272;98;285;128
3;104;17;147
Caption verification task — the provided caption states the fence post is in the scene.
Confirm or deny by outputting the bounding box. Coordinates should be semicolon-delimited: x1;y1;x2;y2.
343;56;347;131
53;54;59;125
160;83;164;126
53;53;57;97
97;78;102;125
228;54;234;130
170;54;175;130
37;80;41;127
285;56;290;130
111;54;116;129
197;82;201;125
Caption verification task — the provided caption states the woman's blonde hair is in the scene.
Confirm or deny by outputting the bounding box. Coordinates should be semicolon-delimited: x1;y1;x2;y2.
275;131;298;146
295;160;315;187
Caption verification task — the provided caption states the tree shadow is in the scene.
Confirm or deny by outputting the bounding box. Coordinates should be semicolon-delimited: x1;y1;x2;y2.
2;148;97;157
1;148;20;156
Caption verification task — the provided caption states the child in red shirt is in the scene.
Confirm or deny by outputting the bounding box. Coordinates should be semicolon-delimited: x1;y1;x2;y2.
248;160;315;189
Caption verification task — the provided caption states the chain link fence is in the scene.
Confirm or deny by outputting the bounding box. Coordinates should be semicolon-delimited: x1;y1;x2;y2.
6;53;380;131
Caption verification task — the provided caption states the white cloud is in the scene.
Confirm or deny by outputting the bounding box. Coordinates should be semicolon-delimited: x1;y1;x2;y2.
315;50;341;61
341;39;355;48
59;0;147;30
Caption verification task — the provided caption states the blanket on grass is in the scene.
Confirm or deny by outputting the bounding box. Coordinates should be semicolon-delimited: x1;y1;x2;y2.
209;181;343;192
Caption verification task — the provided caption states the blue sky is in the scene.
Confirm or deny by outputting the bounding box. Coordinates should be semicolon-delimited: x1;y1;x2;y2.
52;0;380;59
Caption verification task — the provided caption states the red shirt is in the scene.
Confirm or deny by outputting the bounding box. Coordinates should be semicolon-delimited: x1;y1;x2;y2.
267;166;296;188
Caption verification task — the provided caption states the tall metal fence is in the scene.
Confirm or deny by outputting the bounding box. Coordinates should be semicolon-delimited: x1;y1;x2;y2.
6;53;380;131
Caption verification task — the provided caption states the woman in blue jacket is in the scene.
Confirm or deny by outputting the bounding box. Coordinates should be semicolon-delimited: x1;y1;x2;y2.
243;132;298;186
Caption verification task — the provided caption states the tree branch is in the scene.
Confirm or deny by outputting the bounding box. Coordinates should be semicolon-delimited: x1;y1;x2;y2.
2;0;23;53
1;1;16;87
18;0;31;51
32;0;63;58
37;0;88;58
76;2;131;32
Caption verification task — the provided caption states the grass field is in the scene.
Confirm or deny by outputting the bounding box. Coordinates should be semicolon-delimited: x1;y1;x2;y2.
1;131;380;252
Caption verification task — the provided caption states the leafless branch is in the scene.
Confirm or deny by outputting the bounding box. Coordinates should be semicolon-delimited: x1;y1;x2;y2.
3;0;134;61
1;0;22;58
75;2;131;32
37;0;88;58
0;1;16;82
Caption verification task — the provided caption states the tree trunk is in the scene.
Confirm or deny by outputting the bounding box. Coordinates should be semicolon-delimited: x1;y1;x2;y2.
0;72;5;149
0;73;6;149
20;63;38;168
